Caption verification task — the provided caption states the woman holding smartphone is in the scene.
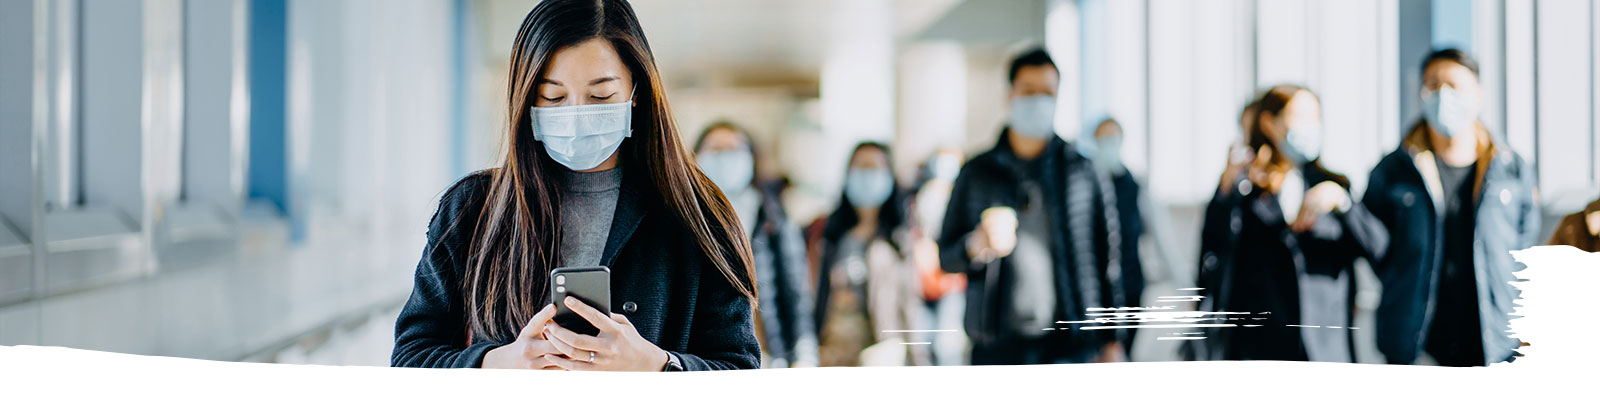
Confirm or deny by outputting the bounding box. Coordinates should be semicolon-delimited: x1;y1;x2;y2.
391;0;760;371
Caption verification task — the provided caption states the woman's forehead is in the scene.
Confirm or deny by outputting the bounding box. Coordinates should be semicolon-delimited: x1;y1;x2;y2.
852;147;888;164
1287;91;1320;115
702;128;746;148
1424;60;1474;83
540;39;631;84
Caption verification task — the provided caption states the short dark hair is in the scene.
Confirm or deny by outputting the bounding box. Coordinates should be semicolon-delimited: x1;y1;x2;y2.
1421;48;1479;78
1008;48;1057;85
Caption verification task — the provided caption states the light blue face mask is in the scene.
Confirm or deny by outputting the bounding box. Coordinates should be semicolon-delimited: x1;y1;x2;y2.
1281;124;1322;165
1422;86;1478;139
1091;135;1124;173
1008;95;1057;139
531;92;634;171
845;168;894;209
929;154;961;182
697;149;754;197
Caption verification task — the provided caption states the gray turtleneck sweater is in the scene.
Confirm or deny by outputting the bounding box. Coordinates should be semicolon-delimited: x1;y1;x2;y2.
558;166;622;267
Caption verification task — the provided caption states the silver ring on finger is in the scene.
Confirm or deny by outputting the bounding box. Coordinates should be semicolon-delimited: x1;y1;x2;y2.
589;351;596;363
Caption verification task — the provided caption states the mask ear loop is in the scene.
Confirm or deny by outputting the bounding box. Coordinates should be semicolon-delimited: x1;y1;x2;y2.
624;84;637;138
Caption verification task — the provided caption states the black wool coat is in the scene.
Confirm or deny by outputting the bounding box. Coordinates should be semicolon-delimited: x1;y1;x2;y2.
391;170;761;370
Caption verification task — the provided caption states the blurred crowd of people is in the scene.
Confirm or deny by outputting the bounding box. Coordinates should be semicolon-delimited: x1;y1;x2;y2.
693;46;1589;368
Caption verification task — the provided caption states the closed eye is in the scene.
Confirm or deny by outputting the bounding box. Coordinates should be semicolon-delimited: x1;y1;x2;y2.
591;93;616;101
541;96;565;103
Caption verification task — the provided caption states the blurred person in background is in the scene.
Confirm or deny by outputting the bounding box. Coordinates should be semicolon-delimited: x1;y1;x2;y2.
1221;100;1262;196
391;0;759;371
814;142;929;366
909;148;970;365
1197;85;1389;362
1190;99;1260;361
915;148;965;242
1363;49;1539;367
1078;117;1147;360
694;121;820;368
1548;197;1600;252
937;48;1127;365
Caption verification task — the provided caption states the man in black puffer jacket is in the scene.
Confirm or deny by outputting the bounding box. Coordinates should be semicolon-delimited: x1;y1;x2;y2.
937;48;1130;365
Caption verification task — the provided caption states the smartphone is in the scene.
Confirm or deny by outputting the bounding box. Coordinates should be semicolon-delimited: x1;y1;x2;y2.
549;266;611;336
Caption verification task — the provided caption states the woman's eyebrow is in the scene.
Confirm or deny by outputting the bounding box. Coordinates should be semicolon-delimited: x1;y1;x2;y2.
535;76;617;87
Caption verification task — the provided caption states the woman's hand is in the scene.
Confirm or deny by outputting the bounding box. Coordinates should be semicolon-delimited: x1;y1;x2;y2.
482;304;564;369
1291;181;1351;233
1246;146;1282;192
541;296;670;371
1219;142;1255;194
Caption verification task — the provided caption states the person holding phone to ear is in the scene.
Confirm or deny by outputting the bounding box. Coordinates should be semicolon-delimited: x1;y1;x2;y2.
390;0;760;372
1197;85;1388;362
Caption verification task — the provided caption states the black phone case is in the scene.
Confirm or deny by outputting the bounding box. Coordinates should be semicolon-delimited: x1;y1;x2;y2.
550;266;611;336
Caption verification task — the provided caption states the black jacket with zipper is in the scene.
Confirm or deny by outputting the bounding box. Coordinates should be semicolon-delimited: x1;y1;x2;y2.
1108;170;1146;357
390;169;761;370
749;190;817;366
1196;163;1388;361
936;129;1129;359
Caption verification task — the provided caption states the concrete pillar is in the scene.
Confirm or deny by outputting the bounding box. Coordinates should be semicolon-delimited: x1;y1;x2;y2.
895;42;967;178
818;0;895;192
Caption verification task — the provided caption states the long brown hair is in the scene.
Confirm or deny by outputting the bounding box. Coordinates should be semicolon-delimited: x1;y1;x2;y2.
464;0;756;343
1249;84;1350;193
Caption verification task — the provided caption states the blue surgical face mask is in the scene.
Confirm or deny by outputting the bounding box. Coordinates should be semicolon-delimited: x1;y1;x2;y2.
1281;123;1322;165
1008;95;1057;139
531;92;634;171
1092;135;1124;173
1422;86;1478;139
929;154;961;182
845;168;894;210
697;149;754;197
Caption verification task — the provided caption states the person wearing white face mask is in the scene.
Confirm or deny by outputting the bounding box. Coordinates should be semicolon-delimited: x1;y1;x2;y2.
393;0;760;372
908;148;971;366
1196;85;1389;363
1077;118;1148;361
693;122;819;368
936;48;1127;365
815;142;928;366
1362;48;1539;367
